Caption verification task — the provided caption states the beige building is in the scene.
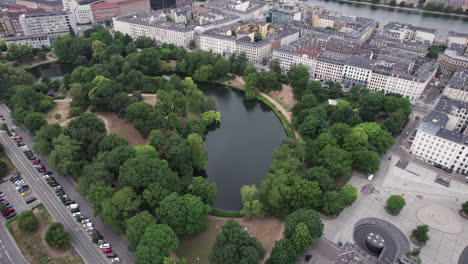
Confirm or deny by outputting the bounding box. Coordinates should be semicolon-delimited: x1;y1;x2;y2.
1;33;51;48
442;68;468;102
19;11;77;39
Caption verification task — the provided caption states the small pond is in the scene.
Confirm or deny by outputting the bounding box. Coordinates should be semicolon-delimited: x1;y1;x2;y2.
30;63;287;211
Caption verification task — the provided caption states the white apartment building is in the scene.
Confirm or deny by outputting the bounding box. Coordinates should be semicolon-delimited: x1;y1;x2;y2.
314;51;349;83
200;34;237;56
383;22;436;45
74;4;93;24
1;34;51;48
62;0;78;11
19;11;77;39
341;56;374;88
446;31;468;46
411;98;468;175
442;68;468;103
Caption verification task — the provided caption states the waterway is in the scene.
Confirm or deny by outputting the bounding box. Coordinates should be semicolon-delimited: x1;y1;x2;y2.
288;0;468;37
30;63;287;211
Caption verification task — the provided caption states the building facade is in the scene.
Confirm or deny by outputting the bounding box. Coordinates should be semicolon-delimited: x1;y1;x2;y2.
91;0;150;22
19;11;77;38
442;68;468;102
150;0;175;10
1;33;50;47
438;48;468;76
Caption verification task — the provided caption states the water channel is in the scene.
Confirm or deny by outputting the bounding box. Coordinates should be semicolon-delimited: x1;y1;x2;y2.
288;0;468;37
30;63;287;211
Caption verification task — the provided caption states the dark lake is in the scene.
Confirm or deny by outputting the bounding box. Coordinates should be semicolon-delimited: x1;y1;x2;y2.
30;63;287;211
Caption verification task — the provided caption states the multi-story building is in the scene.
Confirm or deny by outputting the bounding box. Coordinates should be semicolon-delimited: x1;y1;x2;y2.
74;4;93;24
432;0;465;8
1;33;50;47
442;68;468;102
367;36;429;58
438;44;468;76
411;97;468;175
204;0;268;20
314;51;349;83
446;31;468;47
342;55;374;88
200;21;299;63
16;0;63;12
19;10;77;38
269;4;301;25
0;8;25;35
175;0;192;8
150;0;175;10
382;22;437;45
113;7;239;48
91;0;150;22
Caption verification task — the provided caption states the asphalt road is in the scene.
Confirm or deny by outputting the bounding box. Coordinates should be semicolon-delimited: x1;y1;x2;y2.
0;104;134;263
0;216;28;264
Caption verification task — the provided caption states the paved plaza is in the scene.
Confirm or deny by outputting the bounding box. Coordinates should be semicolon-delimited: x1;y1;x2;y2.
321;156;468;264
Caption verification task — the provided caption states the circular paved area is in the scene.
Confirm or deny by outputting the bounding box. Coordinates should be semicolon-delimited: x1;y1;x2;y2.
416;204;462;234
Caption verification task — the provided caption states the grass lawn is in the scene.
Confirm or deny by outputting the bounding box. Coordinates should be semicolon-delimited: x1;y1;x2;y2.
0;153;17;183
175;216;284;264
175;217;226;263
6;206;84;264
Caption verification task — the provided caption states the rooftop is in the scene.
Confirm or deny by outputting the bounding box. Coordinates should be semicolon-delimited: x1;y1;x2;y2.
1;33;49;41
447;67;468;91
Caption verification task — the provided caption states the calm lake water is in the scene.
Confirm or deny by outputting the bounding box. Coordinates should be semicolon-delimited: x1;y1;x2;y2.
289;0;468;37
31;64;287;211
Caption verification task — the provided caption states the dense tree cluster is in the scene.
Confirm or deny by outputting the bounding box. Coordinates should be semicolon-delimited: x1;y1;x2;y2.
45;222;71;249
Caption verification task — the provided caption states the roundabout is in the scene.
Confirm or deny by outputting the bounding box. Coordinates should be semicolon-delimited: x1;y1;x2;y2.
353;218;410;263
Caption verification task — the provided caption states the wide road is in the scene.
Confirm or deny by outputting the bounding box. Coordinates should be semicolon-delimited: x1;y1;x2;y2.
0;104;135;263
0;217;28;264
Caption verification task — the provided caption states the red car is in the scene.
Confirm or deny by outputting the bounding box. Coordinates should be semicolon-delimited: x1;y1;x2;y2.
38;168;46;173
13;136;22;141
0;114;3;118
32;160;41;165
2;208;15;217
102;249;112;254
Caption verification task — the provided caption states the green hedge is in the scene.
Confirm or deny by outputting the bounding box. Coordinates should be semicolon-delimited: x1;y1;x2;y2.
210;208;242;218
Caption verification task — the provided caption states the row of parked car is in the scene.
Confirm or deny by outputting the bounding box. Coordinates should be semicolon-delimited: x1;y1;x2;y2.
0;189;16;220
7;126;120;263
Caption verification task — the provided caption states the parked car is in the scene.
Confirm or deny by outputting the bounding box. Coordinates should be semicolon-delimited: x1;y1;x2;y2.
99;243;110;249
85;227;94;232
32;160;41;165
102;248;112;254
43;171;53;176
66;200;75;206
2;208;15;216
27;156;36;161
0;192;4;198
106;253;116;258
20;190;32;196
38;168;46;173
70;208;79;213
25;197;37;204
55;190;65;196
72;212;82;217
83;222;93;228
81;219;90;224
67;204;79;210
12;136;22;141
9;175;21;182
5;212;16;219
111;257;120;263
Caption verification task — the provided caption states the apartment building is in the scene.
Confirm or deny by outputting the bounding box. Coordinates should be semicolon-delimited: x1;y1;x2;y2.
204;0;268;20
382;22;437;45
16;0;63;11
411;97;468;175
442;68;468;102
1;33;50;47
91;0;149;22
200;21;299;63
342;56;374;88
74;4;93;24
0;8;25;35
19;10;77;38
269;4;301;25
314;51;349;83
438;44;468;76
446;31;468;47
114;7;239;48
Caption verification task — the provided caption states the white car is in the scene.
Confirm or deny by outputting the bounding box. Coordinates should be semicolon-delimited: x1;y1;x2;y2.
15;180;25;186
111;257;120;263
85;227;94;232
81;219;90;224
42;175;50;179
83;222;93;228
72;212;82;217
99;243;111;249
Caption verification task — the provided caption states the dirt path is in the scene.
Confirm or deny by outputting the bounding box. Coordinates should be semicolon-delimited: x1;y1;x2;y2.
95;112;147;146
46;98;76;126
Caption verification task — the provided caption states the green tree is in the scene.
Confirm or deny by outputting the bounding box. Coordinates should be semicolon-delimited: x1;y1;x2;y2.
213;59;231;78
49;135;80;176
157;193;209;236
210;219;265;264
101;187;141;232
191;177;217;206
193;65;214;82
341;185;358;206
304;167;336;191
187;133;208;170
292;223;312;252
266;239;299;264
119;154;179;193
24;112;46;134
33;124;62;155
317;145;352;178
240;185;265;218
287;64;310;99
284;209;323;239
412;225;430;244
85;182;116;215
386;195;406;215
135;224;179;264
98;133;128;152
389;0;397;5
45;223;71;249
189;40;196;49
269;58;282;75
321;191;345;216
0;160;6;177
201;110;221;125
68;113;106;158
17;211;39;232
463;201;468;214
126;211;155;251
7;44;33;62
